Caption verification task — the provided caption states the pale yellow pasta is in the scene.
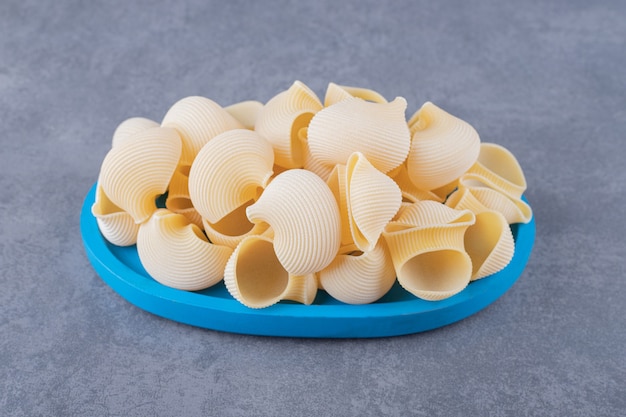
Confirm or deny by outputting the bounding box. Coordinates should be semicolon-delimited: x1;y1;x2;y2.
111;117;160;148
323;82;387;107
188;129;274;224
303;142;335;181
307;96;410;173
460;142;527;199
382;201;475;301
254;80;323;169
161;96;244;166
224;100;264;130
201;204;270;249
406;102;481;191
446;184;533;224
318;242;396;304
346;152;402;252
246;169;341;276
223;235;318;308
165;167;203;229
463;210;515;280
91;183;139;246
98;126;182;224
325;164;353;246
136;209;233;291
389;162;445;203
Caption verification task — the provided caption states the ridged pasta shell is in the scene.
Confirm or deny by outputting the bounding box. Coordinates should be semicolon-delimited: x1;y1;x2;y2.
303;143;335;181
382;201;475;301
246;169;341;275
112;117;160;148
98;126;182;224
188;129;274;224
201;204;270;249
464;210;515;280
165;167;203;229
254;80;323;169
91;183;139;246
161;96;244;166
136;209;233;291
406;102;481;190
326;164;353;246
461;142;527;199
224;235;318;308
389;162;445;203
319;242;396;304
324;82;387;107
307;96;411;173
446;185;533;224
224;100;264;130
346;152;402;252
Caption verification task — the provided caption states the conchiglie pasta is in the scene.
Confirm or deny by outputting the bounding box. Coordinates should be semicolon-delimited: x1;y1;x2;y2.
446;184;533;224
319;242;396;304
460;142;527;199
254;80;323;169
324;82;387;107
406;102;480;191
98;126;182;224
463;210;515;280
307;96;410;173
161;96;244;166
112;117;160;148
223;235;318;308
188;129;274;224
91;183;139;246
165;166;203;229
136;209;233;291
345;152;402;252
201;204;270;249
224;100;264;130
382;201;475;301
389;162;445;203
246;169;341;276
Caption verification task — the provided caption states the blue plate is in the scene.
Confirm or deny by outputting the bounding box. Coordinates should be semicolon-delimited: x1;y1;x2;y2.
81;183;535;338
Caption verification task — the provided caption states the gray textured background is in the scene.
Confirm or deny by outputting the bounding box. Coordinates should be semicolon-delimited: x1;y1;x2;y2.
2;0;625;416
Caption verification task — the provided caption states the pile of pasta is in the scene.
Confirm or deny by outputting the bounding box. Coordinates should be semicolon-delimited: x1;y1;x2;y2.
92;81;532;308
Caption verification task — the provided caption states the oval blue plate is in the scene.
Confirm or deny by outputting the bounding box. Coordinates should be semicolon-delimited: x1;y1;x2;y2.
81;183;535;338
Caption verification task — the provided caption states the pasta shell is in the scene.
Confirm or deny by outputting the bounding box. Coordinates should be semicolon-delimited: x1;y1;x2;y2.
254;80;323;169
136;209;233;291
224;235;318;308
112;117;159;148
307;96;411;173
201;203;270;249
303;143;335;181
188;129;274;224
464;210;515;280
461;142;527;199
91;183;139;246
98;126;182;224
346;152;402;252
406;102;481;190
224;100;264;130
324;82;387;107
382;201;475;301
389;162;445;203
319;242;396;304
325;164;353;246
165;167;203;229
246;169;341;276
161;96;244;166
446;185;533;224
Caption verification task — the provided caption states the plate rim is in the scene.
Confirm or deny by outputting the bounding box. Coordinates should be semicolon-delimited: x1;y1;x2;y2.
81;183;535;338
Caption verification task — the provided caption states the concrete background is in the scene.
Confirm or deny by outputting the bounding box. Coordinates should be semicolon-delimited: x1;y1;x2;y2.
1;0;625;415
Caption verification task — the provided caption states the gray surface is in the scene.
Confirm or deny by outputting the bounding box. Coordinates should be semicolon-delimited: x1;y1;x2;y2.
1;0;625;416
